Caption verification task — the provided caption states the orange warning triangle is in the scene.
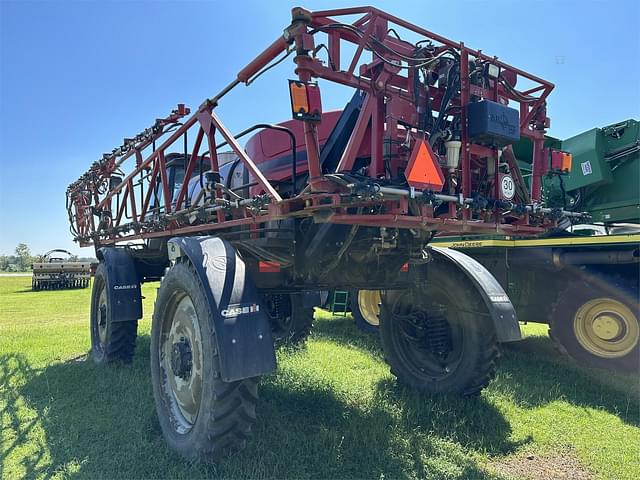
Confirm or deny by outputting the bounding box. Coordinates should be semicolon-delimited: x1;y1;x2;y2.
405;139;445;191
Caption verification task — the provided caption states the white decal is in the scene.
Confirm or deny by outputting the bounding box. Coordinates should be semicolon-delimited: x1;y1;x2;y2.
221;304;260;318
489;294;510;303
581;161;592;176
451;241;483;248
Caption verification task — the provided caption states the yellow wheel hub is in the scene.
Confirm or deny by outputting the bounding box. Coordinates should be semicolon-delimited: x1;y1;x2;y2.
358;290;381;326
573;298;639;358
591;315;621;340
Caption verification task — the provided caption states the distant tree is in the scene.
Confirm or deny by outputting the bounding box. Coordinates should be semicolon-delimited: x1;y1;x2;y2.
14;243;33;271
1;255;17;271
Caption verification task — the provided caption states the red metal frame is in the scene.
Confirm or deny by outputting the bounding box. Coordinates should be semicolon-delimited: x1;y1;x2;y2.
67;6;557;248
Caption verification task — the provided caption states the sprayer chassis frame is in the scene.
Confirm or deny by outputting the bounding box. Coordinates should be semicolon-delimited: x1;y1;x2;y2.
67;6;557;249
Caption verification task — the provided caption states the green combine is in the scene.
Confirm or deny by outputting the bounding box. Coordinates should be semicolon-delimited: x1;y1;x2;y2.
354;119;640;371
515;119;639;225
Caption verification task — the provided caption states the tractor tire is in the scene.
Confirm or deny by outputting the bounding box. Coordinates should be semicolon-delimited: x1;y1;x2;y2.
351;290;380;334
379;261;498;396
90;263;137;364
151;260;259;460
549;278;639;372
264;293;314;345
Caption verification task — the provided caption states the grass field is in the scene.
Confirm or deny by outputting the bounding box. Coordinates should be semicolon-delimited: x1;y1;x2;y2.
1;276;638;479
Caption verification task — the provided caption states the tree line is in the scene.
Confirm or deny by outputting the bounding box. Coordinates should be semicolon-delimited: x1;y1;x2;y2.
0;243;96;272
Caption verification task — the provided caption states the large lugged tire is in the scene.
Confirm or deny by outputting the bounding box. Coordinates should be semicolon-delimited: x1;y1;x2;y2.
379;261;498;396
351;290;381;334
264;293;314;345
90;263;137;364
151;260;259;460
549;277;639;372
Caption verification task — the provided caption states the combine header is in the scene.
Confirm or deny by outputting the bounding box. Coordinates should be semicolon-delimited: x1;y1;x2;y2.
31;249;91;290
65;6;585;460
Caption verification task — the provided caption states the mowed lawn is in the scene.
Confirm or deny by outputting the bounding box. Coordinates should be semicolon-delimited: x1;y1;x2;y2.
1;276;638;480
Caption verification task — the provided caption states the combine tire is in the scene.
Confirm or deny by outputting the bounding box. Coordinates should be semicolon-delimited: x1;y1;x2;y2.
379;261;498;396
264;293;314;345
151;260;259;460
549;279;639;372
90;263;137;364
351;290;381;334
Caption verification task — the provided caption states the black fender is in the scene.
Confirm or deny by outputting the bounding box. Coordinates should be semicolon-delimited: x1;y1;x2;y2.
96;247;142;322
167;236;277;382
428;246;521;342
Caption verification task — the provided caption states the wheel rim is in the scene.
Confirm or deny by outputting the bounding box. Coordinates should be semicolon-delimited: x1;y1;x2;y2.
159;293;204;434
388;290;463;380
358;290;381;326
573;298;639;358
91;278;108;358
97;286;108;344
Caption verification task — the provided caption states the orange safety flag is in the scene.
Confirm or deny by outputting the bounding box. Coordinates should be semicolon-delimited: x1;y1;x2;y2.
405;139;445;191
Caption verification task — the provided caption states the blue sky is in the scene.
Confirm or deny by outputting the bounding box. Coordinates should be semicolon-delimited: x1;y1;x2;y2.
1;0;638;255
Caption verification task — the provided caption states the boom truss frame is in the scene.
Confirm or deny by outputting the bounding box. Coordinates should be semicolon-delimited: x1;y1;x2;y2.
67;6;567;248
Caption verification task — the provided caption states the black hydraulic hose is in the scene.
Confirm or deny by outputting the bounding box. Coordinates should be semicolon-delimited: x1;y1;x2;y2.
215;123;298;195
432;63;459;136
225;159;241;191
319;208;363;277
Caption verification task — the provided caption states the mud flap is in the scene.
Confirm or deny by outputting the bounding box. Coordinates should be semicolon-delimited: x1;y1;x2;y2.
428;246;522;342
96;247;142;322
167;236;277;382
